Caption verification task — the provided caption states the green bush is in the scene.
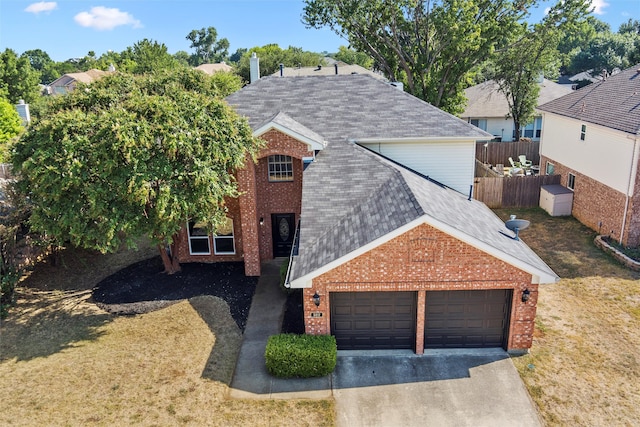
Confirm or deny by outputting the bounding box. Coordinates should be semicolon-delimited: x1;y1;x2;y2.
265;334;337;378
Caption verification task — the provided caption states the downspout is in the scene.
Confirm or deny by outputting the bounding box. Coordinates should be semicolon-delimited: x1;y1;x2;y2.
620;131;640;243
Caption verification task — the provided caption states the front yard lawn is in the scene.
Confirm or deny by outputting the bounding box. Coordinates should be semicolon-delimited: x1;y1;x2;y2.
495;208;640;426
0;243;334;426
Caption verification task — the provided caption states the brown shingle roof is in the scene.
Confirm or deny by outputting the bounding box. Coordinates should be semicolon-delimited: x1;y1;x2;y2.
538;64;640;135
461;79;572;119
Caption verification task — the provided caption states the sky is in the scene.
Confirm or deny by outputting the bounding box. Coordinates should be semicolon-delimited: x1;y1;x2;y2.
0;0;637;63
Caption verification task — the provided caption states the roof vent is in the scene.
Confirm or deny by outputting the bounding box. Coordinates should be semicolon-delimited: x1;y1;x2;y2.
334;63;338;75
315;64;322;71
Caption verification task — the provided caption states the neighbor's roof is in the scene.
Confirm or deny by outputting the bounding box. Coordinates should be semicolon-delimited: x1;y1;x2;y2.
226;75;489;142
288;142;558;285
195;63;234;74
49;69;109;87
224;74;557;284
538;64;640;135
271;62;386;80
460;78;573;119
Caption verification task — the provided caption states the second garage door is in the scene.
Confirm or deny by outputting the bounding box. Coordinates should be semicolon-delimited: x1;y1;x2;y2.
331;292;416;350
425;289;512;349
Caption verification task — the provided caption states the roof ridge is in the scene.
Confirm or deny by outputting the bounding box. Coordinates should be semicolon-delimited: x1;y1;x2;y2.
298;145;425;261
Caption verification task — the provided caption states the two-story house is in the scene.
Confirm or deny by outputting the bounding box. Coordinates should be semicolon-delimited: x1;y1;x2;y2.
173;74;557;353
538;64;640;247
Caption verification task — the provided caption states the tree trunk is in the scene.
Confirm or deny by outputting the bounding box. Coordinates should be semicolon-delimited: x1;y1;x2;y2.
513;120;521;141
157;237;181;274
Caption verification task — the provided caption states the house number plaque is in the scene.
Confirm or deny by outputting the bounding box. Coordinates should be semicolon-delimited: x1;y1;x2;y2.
310;312;323;318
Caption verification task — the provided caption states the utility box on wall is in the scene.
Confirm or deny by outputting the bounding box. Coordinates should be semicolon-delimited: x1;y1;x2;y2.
540;184;573;216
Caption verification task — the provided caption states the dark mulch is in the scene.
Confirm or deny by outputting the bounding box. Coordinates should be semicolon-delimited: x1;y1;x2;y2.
92;257;257;331
281;289;305;334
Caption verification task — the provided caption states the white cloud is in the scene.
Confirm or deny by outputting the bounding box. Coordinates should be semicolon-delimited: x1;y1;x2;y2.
590;0;609;15
25;2;58;14
74;6;142;31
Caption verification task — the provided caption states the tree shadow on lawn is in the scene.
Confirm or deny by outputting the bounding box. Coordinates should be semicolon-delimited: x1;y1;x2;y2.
189;295;243;385
92;257;258;331
0;288;111;362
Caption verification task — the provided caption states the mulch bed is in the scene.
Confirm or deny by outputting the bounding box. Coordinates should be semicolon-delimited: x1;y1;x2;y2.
92;257;257;331
282;289;305;334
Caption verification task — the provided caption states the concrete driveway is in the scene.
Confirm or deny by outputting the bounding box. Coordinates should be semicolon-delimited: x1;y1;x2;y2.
332;349;541;427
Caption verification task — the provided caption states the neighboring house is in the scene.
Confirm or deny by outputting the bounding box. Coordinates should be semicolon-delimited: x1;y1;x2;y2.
46;69;111;95
174;74;558;354
195;62;234;74
461;79;573;141
538;64;640;247
271;61;386;81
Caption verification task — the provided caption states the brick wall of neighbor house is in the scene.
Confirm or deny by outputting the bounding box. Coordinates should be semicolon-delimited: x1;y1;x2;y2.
175;129;314;275
302;223;537;353
541;156;640;246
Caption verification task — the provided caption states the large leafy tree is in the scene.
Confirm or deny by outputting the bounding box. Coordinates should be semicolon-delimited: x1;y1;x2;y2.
236;44;324;82
568;31;640;75
11;68;261;273
0;97;23;161
303;0;536;114
124;39;180;74
0;49;41;103
186;27;230;66
333;46;374;69
491;0;590;140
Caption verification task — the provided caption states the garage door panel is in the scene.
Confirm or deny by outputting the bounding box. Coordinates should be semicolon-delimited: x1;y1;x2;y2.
374;320;392;330
354;306;372;315
354;320;373;330
331;292;417;350
334;306;352;316
425;290;511;349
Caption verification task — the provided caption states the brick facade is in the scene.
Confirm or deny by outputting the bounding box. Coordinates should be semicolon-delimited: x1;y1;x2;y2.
541;156;640;246
302;223;537;353
174;129;313;276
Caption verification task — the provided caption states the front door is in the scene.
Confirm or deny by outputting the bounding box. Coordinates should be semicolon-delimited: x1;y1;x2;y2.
272;213;295;257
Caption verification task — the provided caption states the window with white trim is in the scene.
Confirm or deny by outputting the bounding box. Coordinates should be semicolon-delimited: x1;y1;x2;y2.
188;221;211;255
567;173;575;190
268;155;293;182
213;217;235;255
546;161;555;175
470;119;487;131
580;124;586;141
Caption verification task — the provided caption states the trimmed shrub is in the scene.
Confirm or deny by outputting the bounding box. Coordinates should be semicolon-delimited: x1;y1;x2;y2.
265;334;337;378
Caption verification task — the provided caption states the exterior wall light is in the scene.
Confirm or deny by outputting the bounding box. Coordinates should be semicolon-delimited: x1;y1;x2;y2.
259;217;264;226
313;291;321;307
522;289;531;303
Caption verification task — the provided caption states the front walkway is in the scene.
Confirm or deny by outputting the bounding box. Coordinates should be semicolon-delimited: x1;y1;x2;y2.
228;259;331;399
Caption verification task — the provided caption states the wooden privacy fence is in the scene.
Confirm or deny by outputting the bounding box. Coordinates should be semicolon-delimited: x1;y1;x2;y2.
474;174;560;208
476;141;540;167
